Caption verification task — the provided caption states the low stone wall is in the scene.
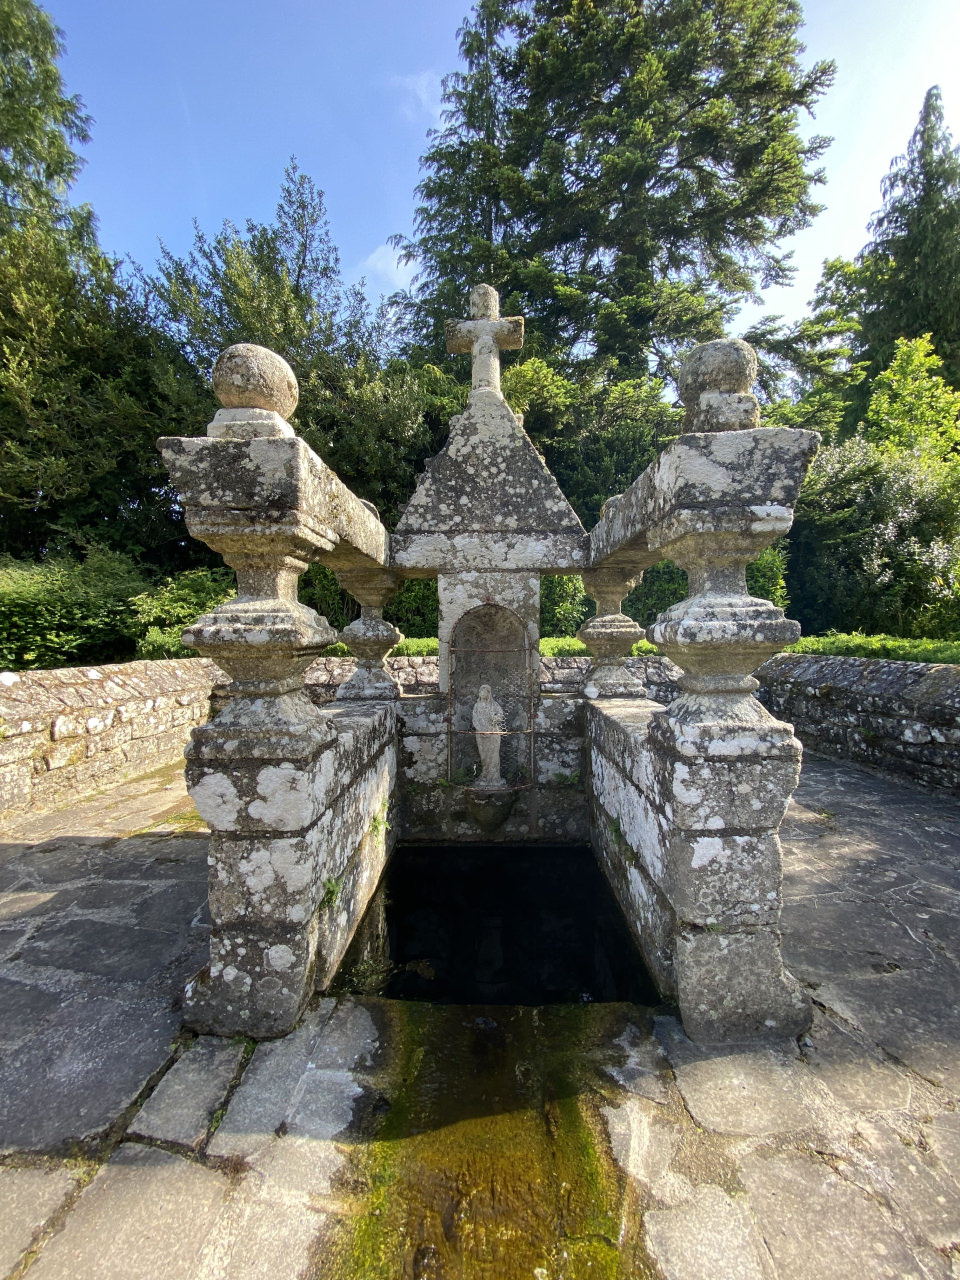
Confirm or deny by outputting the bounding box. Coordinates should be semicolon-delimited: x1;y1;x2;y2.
306;655;441;698
585;696;809;1041
6;650;955;819
757;653;960;792
0;659;222;823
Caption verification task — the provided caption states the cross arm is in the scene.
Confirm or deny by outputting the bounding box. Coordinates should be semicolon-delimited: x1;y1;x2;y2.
444;316;524;355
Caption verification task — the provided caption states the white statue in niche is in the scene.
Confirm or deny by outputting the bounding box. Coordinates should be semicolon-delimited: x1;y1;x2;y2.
472;683;507;788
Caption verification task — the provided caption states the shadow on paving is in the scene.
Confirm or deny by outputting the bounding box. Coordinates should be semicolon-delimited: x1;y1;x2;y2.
0;828;209;1155
781;754;960;1091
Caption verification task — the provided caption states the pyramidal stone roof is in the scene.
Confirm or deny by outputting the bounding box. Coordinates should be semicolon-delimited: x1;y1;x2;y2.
390;387;587;573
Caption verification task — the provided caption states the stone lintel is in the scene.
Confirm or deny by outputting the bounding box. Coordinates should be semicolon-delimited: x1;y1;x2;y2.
158;435;389;569
587;428;820;572
391;531;588;573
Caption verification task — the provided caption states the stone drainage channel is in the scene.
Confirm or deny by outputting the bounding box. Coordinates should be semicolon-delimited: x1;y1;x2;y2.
3;756;960;1278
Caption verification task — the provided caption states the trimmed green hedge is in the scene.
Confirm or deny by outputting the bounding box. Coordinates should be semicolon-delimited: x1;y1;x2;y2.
325;633;960;665
392;636;440;656
538;636;659;657
4;546;956;675
0;555;235;671
786;632;960;664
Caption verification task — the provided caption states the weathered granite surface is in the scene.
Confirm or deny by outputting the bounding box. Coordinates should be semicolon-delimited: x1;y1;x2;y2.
759;652;960;791
2;754;960;1277
392;286;585;574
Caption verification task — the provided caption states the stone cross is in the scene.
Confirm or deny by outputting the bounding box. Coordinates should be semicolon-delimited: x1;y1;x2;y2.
444;284;524;394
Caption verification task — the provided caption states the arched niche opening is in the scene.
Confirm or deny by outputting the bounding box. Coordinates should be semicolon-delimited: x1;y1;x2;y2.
448;603;535;788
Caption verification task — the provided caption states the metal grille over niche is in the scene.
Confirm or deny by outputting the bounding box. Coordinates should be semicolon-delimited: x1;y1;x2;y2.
447;604;535;790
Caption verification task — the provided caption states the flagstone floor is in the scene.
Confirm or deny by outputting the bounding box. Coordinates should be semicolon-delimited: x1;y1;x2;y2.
1;754;960;1279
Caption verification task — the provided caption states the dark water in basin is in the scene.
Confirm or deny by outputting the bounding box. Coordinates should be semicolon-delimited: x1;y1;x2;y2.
335;842;658;1006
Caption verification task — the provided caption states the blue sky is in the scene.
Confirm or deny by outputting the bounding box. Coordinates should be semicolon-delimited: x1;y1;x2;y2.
46;0;960;330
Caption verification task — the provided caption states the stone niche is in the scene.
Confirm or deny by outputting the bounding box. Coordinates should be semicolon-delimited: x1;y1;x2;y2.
448;604;534;788
160;308;820;1045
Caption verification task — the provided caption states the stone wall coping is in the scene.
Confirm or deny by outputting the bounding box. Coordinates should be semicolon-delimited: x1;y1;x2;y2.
0;658;224;732
758;652;960;792
759;653;960;718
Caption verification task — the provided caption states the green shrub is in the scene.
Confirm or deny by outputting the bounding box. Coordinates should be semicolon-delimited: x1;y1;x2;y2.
540;575;590;636
788;439;960;638
538;636;660;657
623;562;688;626
623;548;788;627
392;636;439;656
321;637;439;657
299;564;359;631
539;636;588;656
746;544;789;610
132;568;236;659
0;550;150;670
787;632;960;664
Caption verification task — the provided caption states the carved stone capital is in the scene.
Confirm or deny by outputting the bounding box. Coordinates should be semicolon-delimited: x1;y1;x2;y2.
649;535;798;717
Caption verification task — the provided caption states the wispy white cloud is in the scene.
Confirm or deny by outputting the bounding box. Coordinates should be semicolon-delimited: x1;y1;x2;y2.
359;243;416;293
392;70;444;126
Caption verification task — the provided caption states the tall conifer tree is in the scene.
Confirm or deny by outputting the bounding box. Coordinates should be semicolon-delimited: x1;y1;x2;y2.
397;0;834;375
0;0;90;234
858;86;960;392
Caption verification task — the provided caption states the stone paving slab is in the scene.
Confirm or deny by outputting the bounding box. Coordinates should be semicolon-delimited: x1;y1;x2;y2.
27;1145;231;1280
207;998;376;1161
0;993;181;1154
644;1184;774;1280
0;772;209;1159
740;1150;942;1280
1;753;960;1278
129;1037;247;1150
0;1166;77;1275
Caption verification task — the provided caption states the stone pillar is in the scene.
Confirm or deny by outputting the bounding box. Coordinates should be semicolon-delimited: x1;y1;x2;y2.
336;568;404;701
161;345;341;1037
647;338;812;1042
577;568;646;698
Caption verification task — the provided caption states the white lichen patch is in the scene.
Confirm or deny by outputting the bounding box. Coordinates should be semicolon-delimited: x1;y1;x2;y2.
248;763;315;830
191;771;241;830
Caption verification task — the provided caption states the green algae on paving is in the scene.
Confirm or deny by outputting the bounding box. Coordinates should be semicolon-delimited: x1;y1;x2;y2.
332;1000;656;1280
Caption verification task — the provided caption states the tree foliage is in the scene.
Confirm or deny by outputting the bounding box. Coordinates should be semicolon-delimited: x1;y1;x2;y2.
398;0;833;374
863;334;960;462
788;436;960;639
502;358;682;525
151;163;457;525
0;218;207;561
858;87;960;393
765;87;960;437
0;0;90;233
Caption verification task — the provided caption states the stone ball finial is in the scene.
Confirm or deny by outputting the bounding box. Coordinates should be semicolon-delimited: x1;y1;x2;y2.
212;344;299;420
678;338;758;407
469;283;500;320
